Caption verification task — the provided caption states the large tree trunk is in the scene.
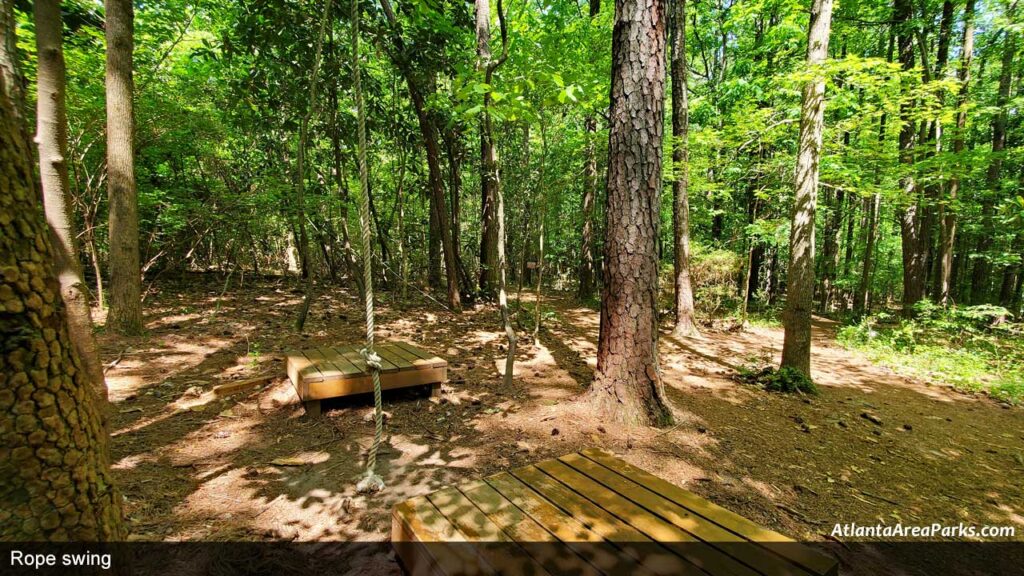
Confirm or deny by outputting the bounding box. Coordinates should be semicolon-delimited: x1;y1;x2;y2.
940;0;975;305
971;27;1015;304
895;0;925;313
104;0;142;334
35;0;107;404
578;115;597;301
590;0;673;427
670;0;698;336
1;72;125;541
781;0;833;376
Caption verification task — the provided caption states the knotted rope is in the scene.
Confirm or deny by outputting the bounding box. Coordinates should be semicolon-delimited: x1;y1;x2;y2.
352;0;385;495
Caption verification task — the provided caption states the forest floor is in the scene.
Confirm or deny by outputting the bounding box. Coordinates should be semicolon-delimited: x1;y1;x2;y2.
96;274;1023;574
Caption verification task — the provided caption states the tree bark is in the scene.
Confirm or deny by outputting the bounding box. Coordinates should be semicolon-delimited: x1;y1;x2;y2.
971;26;1015;304
940;0;975;305
475;0;499;298
781;0;833;376
378;0;461;311
104;0;142;334
1;72;125;541
591;0;673;427
578;115;597;301
670;0;698;337
34;0;107;404
895;0;925;313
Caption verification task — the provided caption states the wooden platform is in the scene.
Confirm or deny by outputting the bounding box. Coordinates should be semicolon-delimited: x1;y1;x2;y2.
392;448;839;576
285;341;447;416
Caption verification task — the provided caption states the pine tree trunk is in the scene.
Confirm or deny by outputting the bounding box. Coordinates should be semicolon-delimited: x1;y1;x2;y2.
591;0;673;427
104;0;142;334
1;73;125;541
34;0;108;404
670;0;698;337
781;0;833;377
577;115;597;301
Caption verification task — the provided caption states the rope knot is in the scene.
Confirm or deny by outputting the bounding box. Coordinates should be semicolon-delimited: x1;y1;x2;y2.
360;347;383;371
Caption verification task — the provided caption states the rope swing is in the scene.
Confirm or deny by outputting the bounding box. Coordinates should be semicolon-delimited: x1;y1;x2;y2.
352;0;386;495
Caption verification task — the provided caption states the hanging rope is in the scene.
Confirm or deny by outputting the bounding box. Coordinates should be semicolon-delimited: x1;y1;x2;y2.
352;0;385;494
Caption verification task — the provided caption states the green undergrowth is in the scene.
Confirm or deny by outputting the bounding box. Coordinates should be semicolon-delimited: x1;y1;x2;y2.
737;365;819;395
837;301;1024;404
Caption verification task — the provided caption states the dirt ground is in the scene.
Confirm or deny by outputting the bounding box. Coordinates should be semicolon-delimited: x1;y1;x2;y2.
97;274;1024;573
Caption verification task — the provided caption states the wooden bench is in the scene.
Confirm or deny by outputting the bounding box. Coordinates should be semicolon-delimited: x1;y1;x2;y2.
285;341;447;416
392;448;839;576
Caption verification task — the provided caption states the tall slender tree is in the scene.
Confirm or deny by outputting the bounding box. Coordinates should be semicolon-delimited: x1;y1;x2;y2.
591;0;673;426
34;0;107;403
670;0;698;337
971;24;1016;303
781;0;833;376
1;73;125;541
105;0;143;334
940;0;975;305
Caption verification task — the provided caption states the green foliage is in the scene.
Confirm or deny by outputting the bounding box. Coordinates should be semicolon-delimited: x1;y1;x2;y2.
838;305;1024;404
737;365;819;395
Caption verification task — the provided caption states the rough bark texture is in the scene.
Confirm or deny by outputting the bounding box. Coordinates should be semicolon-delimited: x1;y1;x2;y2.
940;0;974;305
104;0;143;334
476;0;499;298
578;116;597;301
894;0;925;313
971;28;1015;304
1;0;27;128
781;0;832;377
35;0;107;403
670;0;697;337
1;74;125;541
591;0;673;427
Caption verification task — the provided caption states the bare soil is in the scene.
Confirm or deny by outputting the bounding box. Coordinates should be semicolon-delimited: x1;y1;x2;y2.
97;274;1024;573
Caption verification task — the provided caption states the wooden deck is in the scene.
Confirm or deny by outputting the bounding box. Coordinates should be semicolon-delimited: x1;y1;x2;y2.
285;341;447;415
392;448;839;576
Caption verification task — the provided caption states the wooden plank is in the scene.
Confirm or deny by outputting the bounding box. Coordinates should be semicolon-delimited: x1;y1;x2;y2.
303;348;347;381
511;466;707;576
335;345;403;374
297;350;324;382
324;347;362;376
380;344;415;369
581;449;838;576
304;367;446;400
486;473;658;576
536;459;758;576
427;486;551;576
460;480;603;576
397;341;447;368
285;351;312;386
392;496;490;576
389;343;436;368
562;453;815;576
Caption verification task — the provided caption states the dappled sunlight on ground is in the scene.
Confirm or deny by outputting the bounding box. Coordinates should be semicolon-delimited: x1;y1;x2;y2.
98;275;1023;570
